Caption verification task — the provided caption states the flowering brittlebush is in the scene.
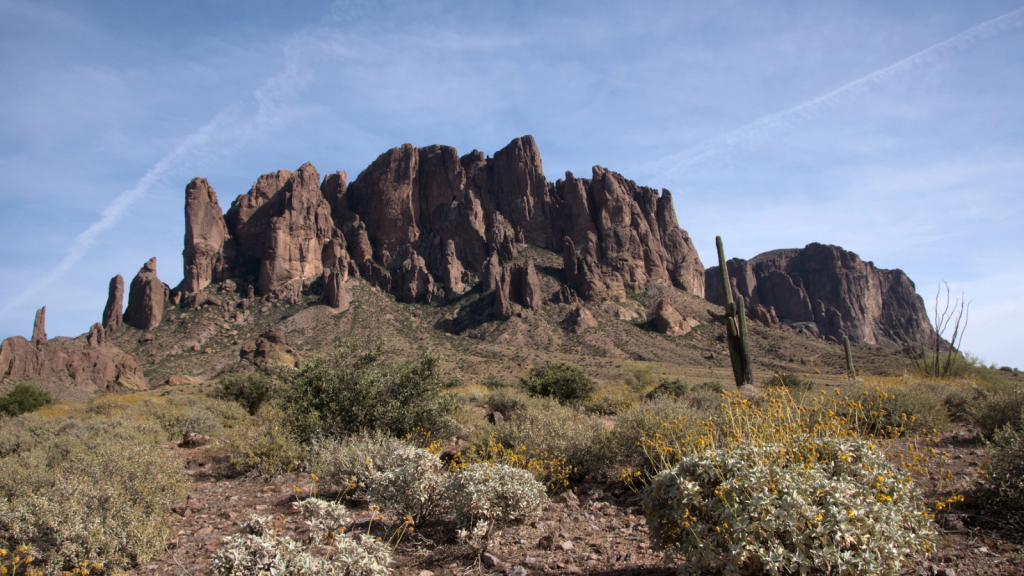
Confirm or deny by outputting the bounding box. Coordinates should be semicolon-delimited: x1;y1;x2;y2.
643;437;934;576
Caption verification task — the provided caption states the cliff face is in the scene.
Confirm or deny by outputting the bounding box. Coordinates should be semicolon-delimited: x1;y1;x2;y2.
705;243;934;345
177;135;705;305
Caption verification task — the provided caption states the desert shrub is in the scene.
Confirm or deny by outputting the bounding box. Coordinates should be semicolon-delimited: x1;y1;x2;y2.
850;385;950;437
585;386;637;415
0;417;189;573
481;375;515;389
519;362;596;404
282;345;459;441
613;397;711;482
941;386;986;423
367;447;448;524
292;498;350;543
211;372;277;415
0;413;164;458
623;362;658;392
224;405;305;476
643;437;934;576
212;504;391;576
0;383;52;416
762;371;813;391
487;398;613;480
447;463;545;541
484;388;531;417
983;414;1024;513
85;394;248;440
308;432;421;498
974;388;1024;438
645;379;689;400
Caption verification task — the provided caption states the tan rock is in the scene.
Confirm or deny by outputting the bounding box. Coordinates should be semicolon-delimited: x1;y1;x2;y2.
167;375;202;386
654;299;695;336
565;306;598;334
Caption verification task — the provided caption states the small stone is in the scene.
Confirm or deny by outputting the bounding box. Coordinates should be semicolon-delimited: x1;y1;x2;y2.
558;540;574;551
418;571;436;576
481;553;501;568
556;491;579;507
506;566;527;576
537;533;554;550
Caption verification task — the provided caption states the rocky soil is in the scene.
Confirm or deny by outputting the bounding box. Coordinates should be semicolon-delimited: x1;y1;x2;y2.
130;419;1024;576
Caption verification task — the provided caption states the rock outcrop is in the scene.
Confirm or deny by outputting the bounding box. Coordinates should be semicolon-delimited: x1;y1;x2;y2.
654;299;697;336
31;307;46;344
749;304;779;328
0;307;148;397
565;306;598;334
102;275;124;332
323;266;349;310
125;258;168;330
173;136;704;311
705;243;934;345
182;178;232;299
442;240;467;295
239;330;300;369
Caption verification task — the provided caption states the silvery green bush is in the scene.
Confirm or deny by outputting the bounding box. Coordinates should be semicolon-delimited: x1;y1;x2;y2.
643;437;935;576
212;500;391;576
447;463;546;537
308;432;420;498
367;446;448;524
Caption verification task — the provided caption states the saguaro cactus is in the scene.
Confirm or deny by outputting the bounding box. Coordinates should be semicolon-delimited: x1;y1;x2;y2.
844;335;856;380
706;236;753;387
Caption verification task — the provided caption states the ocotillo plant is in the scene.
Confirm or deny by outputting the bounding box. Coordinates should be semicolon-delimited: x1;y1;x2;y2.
844;336;856;380
706;236;753;386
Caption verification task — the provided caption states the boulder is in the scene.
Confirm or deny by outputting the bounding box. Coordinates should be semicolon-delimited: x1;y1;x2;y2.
565;306;598;334
125;258;168;330
239;330;300;369
654;299;686;336
102;274;124;332
749;304;779;328
705;243;934;345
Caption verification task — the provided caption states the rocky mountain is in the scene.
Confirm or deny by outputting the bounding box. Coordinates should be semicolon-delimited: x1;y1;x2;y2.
704;243;934;346
172;135;705;309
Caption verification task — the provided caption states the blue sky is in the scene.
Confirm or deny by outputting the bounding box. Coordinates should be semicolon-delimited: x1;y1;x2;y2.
1;0;1021;368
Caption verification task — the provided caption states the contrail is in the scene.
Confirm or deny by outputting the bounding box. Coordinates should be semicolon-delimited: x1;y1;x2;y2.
648;6;1024;179
0;29;318;322
0;113;230;320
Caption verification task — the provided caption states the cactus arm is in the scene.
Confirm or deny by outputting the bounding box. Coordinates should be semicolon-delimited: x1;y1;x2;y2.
737;295;753;385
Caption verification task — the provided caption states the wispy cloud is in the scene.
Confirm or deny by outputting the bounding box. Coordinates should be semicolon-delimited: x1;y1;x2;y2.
647;6;1024;179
